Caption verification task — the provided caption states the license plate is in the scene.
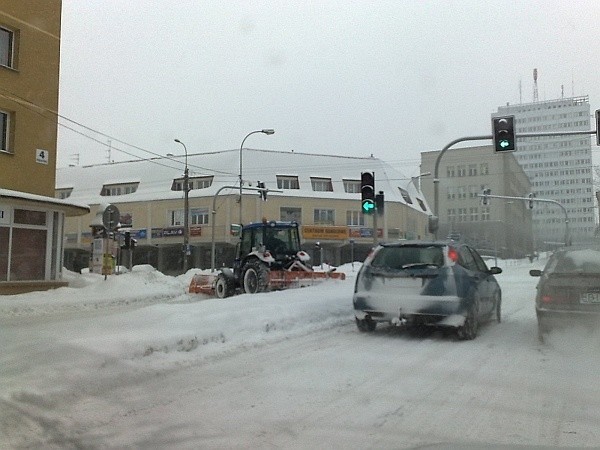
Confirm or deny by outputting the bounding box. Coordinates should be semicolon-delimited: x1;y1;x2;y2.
580;292;600;304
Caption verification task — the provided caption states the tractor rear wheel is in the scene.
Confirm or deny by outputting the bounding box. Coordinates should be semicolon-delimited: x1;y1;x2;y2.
242;260;270;294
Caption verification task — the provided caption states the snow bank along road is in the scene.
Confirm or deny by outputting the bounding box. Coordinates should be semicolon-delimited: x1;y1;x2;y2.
1;260;600;449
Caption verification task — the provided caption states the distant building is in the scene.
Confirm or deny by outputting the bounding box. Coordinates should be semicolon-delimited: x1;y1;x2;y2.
0;1;89;294
494;96;594;248
420;145;533;259
57;149;433;274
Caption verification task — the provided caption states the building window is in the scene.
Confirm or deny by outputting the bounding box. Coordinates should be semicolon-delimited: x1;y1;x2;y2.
457;165;466;177
447;208;456;223
172;176;213;191
398;187;413;204
310;177;333;192
101;182;139;196
280;207;301;223
190;208;209;225
470;207;478;221
481;206;490;221
468;165;477;176
346;210;364;226
343;179;361;193
314;208;334;225
0;26;15;68
277;176;300;190
416;198;427;212
55;188;73;199
447;166;455;177
1;110;10;152
169;209;184;226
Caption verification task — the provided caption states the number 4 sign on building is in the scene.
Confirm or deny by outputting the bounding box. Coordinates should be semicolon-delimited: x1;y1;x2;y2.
36;149;49;165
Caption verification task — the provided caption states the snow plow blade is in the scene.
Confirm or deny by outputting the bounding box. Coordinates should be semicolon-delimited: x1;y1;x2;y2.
188;270;345;295
188;273;218;295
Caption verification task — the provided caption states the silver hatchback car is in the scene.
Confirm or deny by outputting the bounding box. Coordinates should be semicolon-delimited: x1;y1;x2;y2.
353;241;502;339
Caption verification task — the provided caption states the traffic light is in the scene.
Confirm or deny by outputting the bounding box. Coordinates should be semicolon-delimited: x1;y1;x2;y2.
527;192;535;209
257;181;267;201
122;231;131;249
481;188;491;206
375;191;384;216
361;172;375;214
492;116;516;152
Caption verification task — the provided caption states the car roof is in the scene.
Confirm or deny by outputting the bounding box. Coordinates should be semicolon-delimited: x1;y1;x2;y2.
379;240;453;248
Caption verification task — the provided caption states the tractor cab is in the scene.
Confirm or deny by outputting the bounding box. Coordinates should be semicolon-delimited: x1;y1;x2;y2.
234;221;302;275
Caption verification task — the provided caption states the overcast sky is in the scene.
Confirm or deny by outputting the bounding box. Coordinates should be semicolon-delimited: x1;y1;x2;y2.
57;0;600;177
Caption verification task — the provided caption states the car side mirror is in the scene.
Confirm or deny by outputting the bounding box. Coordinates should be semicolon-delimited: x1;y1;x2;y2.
488;267;502;275
529;269;542;277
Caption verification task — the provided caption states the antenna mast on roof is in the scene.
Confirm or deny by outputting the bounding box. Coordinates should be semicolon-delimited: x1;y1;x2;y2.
533;68;539;102
107;139;113;163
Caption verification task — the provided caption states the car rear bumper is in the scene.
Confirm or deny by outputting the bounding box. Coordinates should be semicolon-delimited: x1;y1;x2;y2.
354;293;468;326
537;308;600;330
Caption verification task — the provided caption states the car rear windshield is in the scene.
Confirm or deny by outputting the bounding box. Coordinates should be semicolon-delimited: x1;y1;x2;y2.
370;245;444;270
546;249;600;274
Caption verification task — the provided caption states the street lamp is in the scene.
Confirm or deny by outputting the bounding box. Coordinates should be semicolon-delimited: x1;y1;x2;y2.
239;129;274;226
408;172;431;192
174;138;190;273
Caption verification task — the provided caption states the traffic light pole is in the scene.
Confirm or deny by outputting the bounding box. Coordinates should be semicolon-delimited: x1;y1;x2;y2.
432;129;597;239
478;192;571;246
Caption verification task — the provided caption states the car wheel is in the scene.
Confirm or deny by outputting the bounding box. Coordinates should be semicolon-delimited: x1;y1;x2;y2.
537;318;548;343
457;301;479;340
215;274;235;298
242;260;270;294
355;316;376;332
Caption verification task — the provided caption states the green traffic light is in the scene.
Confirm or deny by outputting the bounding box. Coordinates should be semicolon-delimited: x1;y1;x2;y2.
499;140;510;148
362;199;375;214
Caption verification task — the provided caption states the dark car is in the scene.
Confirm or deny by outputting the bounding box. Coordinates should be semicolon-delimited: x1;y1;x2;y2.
530;247;600;341
353;241;502;340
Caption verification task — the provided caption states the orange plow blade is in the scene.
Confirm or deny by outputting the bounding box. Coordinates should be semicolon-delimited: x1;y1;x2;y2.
267;270;345;290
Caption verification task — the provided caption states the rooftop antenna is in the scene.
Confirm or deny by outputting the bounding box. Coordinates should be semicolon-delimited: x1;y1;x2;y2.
107;139;112;163
533;68;539;102
561;84;564;99
519;78;522;104
69;153;80;166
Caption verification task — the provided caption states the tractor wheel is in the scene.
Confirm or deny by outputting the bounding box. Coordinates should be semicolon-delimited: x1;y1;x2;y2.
242;260;270;294
215;274;235;298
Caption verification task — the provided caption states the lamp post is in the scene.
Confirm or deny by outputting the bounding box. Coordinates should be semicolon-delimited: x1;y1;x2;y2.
239;129;274;226
174;139;190;273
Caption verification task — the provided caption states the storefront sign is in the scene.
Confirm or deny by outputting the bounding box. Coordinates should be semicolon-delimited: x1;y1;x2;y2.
190;226;202;237
163;227;184;237
349;227;383;238
301;225;348;240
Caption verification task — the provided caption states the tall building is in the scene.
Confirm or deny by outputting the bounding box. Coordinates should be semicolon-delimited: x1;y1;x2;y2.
494;96;594;248
0;1;89;294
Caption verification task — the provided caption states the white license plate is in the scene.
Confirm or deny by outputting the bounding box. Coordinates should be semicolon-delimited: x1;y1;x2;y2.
580;292;600;304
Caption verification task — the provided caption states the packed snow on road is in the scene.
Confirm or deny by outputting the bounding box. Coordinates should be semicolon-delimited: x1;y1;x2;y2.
2;257;600;449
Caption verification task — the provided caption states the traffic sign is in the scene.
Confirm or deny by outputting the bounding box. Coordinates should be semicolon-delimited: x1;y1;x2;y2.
102;204;120;230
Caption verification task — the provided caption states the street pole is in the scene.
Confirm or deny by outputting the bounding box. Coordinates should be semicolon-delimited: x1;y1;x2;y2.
239;129;275;227
174;139;190;272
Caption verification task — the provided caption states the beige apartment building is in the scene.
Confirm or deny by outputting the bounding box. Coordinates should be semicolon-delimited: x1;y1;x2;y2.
1;1;89;294
57;149;434;274
420;145;534;258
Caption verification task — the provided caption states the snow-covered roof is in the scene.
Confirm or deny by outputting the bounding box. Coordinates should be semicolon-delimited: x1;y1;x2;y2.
56;149;431;213
0;188;90;216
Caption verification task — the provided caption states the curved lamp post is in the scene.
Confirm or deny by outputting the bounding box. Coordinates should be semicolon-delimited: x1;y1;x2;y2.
174;139;190;272
239;129;274;226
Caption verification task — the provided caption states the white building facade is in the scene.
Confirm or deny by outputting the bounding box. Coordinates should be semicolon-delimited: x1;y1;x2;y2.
494;96;594;247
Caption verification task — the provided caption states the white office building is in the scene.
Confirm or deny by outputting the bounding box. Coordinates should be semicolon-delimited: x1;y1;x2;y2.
494;96;594;248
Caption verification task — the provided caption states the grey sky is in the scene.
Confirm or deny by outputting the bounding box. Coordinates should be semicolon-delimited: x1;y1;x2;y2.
57;0;600;177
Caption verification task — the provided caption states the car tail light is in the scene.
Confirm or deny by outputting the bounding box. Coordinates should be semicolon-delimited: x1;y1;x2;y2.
448;247;459;263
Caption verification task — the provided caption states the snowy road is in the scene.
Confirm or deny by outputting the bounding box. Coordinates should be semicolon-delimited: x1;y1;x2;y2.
2;260;600;449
